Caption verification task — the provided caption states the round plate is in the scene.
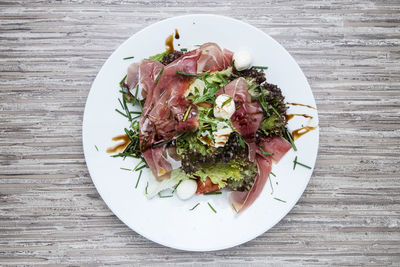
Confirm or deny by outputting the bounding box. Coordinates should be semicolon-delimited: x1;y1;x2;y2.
83;14;319;251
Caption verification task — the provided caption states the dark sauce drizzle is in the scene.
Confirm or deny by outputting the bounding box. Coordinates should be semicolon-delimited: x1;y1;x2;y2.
106;134;130;153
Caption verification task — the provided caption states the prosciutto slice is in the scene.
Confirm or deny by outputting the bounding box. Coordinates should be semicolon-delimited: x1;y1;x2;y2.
138;49;202;180
139;60;165;99
230;136;291;213
259;136;292;163
142;147;172;179
219;77;263;141
126;62;140;92
220;78;291;212
197;42;233;73
126;60;165;99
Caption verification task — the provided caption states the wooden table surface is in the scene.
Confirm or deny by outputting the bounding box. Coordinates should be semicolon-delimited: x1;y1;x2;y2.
1;0;399;265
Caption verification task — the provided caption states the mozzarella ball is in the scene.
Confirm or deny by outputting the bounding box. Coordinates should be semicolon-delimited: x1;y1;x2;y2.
176;179;198;200
233;50;252;71
214;94;235;120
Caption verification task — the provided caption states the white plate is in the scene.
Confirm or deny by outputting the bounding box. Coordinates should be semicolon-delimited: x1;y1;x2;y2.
83;14;319;251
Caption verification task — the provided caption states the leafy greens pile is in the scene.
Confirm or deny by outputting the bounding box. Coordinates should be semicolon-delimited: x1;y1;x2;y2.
114;49;292;196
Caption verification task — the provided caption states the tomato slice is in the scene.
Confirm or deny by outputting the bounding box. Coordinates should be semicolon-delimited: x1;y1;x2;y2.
196;177;220;194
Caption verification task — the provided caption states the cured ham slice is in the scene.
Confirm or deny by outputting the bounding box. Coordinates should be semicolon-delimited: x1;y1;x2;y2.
223;48;234;66
126;60;164;98
219;78;291;212
230;136;291;213
219;77;263;140
142;147;172;179
197;42;233;73
259;136;291;163
139;60;164;99
139;49;202;180
126;62;140;92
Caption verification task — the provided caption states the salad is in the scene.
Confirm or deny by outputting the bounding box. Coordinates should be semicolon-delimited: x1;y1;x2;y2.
111;41;306;213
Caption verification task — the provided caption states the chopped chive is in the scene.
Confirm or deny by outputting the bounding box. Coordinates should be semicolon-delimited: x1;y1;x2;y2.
132;84;139;106
182;105;192;122
135;170;142;189
145;182;149;195
154;67;164;87
120;167;131;171
285;128;297;151
153;139;171;148
297;162;312;169
133;159;144;171
270;105;281;118
135;164;148;171
172;180;182;193
131;120;139;130
274;197;286;203
118;98;125;110
124;128;132;139
138;97;143;112
119;74;127;88
95;145;99;151
111;152;135;158
232;203;238;213
180;48;188;52
236;104;241;110
115;108;128;118
132;115;140;120
293;156;312;170
269;176;274;194
158;192;173;198
221;97;232;108
176;71;198;77
207;202;217;213
270;171;276;177
204;191;222;195
260;147;274;156
122;94;132;121
252;66;269;69
190;203;200;211
123;56;134;60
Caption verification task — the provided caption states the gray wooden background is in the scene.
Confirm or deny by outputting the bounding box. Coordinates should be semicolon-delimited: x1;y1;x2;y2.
1;0;399;265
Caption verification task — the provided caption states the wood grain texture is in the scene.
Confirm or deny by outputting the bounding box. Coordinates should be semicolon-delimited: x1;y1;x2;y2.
1;0;399;265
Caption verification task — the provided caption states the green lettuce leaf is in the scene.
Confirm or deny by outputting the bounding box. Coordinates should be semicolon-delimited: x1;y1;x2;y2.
194;160;250;189
148;51;169;62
